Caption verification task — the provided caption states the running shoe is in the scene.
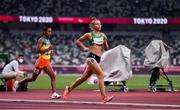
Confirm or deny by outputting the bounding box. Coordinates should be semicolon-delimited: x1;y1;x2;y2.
103;96;114;103
150;86;157;92
51;92;61;99
63;86;71;99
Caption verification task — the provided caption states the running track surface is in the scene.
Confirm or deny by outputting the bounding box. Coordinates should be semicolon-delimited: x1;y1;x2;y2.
0;90;180;110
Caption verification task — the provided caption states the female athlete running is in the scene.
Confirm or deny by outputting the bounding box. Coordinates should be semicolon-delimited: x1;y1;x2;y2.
14;27;61;99
63;17;113;103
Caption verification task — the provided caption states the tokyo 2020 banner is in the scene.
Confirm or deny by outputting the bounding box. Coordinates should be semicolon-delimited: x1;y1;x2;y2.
0;15;180;24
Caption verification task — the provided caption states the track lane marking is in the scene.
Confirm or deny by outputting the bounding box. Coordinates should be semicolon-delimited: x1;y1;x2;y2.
0;99;179;108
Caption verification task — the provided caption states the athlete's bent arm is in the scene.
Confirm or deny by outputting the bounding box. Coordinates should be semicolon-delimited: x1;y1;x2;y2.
76;33;90;51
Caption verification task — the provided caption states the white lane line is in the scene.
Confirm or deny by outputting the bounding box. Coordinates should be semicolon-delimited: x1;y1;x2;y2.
0;99;179;108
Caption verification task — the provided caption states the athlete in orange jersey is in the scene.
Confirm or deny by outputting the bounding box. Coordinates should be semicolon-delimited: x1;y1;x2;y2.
14;27;61;99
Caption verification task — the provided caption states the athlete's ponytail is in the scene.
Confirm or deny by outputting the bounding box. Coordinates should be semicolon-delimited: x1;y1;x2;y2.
91;17;97;21
89;17;98;30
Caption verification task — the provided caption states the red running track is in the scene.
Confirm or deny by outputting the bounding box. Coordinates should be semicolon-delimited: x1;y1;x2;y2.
0;90;180;109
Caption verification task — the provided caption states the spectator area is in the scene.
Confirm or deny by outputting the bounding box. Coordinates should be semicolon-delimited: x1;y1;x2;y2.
0;29;180;66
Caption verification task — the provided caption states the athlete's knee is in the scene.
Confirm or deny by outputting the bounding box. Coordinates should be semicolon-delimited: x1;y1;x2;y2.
33;69;41;75
97;73;104;80
30;74;39;82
